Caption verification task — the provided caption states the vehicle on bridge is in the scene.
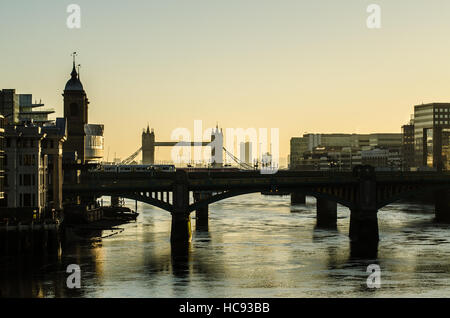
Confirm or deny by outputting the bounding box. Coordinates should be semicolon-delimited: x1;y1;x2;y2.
178;166;241;173
92;164;176;173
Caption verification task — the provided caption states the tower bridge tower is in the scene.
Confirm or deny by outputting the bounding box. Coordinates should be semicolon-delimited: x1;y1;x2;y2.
142;125;155;164
211;125;223;168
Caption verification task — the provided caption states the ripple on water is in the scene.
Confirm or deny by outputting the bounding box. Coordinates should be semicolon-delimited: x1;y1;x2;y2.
2;194;450;297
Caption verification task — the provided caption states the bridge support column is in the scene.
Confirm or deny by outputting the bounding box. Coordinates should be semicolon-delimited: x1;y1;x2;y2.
316;198;337;228
194;191;212;230
171;214;192;244
434;189;450;222
111;196;120;207
349;165;379;257
349;208;379;243
171;171;192;244
291;192;306;205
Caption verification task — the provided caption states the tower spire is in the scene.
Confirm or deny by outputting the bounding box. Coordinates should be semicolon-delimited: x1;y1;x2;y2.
71;52;78;79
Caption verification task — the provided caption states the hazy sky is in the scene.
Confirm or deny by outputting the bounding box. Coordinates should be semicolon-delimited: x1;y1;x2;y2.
1;0;450;161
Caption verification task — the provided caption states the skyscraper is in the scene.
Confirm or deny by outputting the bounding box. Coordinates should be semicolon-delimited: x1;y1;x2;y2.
0;89;20;124
414;103;450;170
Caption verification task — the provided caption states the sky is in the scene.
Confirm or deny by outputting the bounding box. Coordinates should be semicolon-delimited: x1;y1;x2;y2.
2;0;450;162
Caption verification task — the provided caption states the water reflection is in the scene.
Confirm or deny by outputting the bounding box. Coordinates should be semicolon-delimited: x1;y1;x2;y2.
2;195;450;297
349;241;379;259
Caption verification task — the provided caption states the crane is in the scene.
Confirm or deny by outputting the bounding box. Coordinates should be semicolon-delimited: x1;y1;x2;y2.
120;147;142;165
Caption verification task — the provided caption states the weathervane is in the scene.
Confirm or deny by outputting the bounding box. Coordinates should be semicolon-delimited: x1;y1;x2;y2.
71;51;78;64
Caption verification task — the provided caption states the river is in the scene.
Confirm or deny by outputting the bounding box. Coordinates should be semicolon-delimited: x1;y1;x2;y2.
1;193;450;298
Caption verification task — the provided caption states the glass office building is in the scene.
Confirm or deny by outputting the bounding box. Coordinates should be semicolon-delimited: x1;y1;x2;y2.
414;103;450;170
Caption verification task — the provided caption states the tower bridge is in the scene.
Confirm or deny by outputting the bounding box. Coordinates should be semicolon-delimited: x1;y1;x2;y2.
141;124;224;167
64;166;450;255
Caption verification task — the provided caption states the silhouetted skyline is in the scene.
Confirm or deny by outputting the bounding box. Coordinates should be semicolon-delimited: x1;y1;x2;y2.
2;0;450;160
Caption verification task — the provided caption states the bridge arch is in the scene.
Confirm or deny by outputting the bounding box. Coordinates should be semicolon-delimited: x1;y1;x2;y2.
376;183;450;210
189;188;354;213
99;188;356;215
98;192;173;213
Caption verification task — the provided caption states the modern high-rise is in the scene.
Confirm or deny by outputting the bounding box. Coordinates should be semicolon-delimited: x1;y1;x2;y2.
18;94;55;124
0;90;56;125
0;115;4;200
414;103;450;170
0;89;20;124
401;118;415;170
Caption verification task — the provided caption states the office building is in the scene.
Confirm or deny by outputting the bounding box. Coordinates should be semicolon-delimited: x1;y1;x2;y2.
18;94;55;124
402;118;415;170
290;132;401;171
414;103;450;170
0;89;20;124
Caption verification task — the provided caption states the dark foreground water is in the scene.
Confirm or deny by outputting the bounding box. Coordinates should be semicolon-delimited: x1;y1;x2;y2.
1;194;450;298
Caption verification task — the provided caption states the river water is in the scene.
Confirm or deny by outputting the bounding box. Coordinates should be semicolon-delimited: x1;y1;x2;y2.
1;193;450;298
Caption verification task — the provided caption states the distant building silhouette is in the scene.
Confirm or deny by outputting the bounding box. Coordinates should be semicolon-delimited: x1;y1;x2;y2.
290;133;402;171
63;60;89;163
401;118;415;170
142;125;155;164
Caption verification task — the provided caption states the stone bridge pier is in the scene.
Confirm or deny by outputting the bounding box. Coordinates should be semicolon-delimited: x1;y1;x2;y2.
349;166;379;256
316;198;337;228
171;171;192;245
193;191;212;230
291;192;306;204
434;189;450;222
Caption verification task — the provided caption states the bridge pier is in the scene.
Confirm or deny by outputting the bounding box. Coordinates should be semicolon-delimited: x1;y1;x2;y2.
316;198;337;228
171;214;192;244
349;208;379;243
348;165;379;257
349;208;379;258
111;196;120;207
291;192;306;205
171;171;192;244
434;189;450;222
194;191;212;230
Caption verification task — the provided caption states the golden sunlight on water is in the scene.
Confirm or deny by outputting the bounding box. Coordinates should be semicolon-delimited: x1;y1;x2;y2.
1;194;450;297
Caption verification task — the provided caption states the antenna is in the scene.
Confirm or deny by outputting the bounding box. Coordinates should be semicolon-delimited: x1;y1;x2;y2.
77;64;81;79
